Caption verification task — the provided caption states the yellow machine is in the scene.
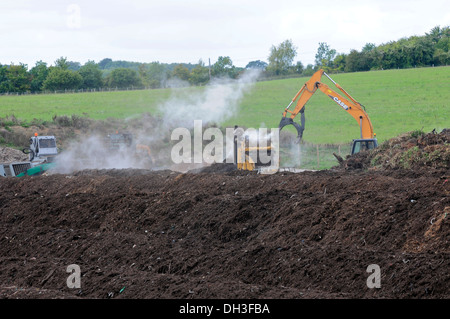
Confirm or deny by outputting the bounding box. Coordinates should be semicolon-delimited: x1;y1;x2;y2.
235;135;272;171
233;126;275;172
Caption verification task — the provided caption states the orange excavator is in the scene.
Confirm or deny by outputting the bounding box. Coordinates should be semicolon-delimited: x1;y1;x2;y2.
278;69;378;155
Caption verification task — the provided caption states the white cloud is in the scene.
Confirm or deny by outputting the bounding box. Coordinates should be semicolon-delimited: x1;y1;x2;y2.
0;0;448;68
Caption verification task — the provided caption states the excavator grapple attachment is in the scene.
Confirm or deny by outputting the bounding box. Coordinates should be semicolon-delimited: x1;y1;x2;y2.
278;109;305;143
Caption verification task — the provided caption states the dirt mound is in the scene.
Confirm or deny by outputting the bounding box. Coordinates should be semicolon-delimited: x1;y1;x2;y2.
336;129;450;172
0;146;28;163
187;163;241;174
0;164;448;299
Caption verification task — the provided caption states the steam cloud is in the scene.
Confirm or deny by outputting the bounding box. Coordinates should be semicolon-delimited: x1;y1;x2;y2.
159;69;261;129
52;69;262;174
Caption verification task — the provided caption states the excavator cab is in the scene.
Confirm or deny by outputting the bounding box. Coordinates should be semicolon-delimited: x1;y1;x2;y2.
351;138;378;155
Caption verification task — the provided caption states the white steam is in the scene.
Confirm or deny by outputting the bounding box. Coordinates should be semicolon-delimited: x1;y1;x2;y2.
51;69;262;174
160;69;261;129
52;134;154;174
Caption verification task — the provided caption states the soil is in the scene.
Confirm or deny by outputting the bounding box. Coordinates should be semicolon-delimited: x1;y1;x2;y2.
0;130;449;299
0;146;28;163
336;129;450;171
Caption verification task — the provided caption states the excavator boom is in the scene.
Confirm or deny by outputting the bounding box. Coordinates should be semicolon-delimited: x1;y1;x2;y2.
315;81;374;139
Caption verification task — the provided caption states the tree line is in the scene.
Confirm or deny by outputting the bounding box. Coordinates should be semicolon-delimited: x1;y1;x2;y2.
270;25;449;76
0;25;447;94
0;55;247;94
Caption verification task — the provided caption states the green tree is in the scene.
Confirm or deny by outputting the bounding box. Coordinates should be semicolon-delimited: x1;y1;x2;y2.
54;57;70;70
345;50;362;72
67;61;81;71
0;63;31;93
212;56;237;78
79;61;103;89
42;67;83;91
6;63;31;93
0;65;9;92
139;62;167;88
245;60;268;70
433;49;450;65
188;60;209;85
426;26;443;44
98;58;113;70
410;37;434;67
29;60;49;92
314;42;336;70
294;61;304;74
106;67;142;88
333;53;347;72
172;64;190;81
362;43;376;53
436;36;450;52
266;39;297;76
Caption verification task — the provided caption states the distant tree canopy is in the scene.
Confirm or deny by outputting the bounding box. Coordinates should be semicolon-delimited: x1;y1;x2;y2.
29;61;49;92
315;42;337;71
338;26;450;73
106;68;142;88
266;39;297;76
78;61;102;89
188;59;210;86
0;63;30;93
172;64;190;81
0;25;447;94
42;67;83;91
212;56;238;79
139;62;168;88
245;60;268;70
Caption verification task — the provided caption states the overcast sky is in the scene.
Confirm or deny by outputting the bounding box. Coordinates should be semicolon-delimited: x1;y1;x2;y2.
1;0;449;68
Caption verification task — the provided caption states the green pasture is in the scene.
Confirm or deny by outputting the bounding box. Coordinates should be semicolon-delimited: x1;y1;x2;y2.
0;88;172;122
1;66;449;147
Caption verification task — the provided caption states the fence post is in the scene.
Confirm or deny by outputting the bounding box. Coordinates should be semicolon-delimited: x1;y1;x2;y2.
316;145;320;169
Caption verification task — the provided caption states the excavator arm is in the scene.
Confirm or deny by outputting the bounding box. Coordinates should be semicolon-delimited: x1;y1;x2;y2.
279;69;375;141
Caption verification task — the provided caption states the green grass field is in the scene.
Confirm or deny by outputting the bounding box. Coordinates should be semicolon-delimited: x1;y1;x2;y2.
1;66;449;147
0;88;171;122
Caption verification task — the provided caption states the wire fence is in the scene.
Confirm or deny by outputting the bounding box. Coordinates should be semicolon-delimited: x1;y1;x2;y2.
0;86;159;96
279;142;352;170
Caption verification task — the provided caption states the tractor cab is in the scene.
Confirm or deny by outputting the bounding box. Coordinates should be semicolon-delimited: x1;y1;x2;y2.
26;134;58;163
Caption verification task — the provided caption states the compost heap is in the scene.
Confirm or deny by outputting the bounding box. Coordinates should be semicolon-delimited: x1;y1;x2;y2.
0;129;448;299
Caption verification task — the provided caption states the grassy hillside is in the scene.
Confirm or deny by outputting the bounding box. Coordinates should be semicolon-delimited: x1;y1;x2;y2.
0;66;449;145
0;89;172;122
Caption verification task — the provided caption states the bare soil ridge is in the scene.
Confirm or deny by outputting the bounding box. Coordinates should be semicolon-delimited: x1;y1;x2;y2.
0;129;448;299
